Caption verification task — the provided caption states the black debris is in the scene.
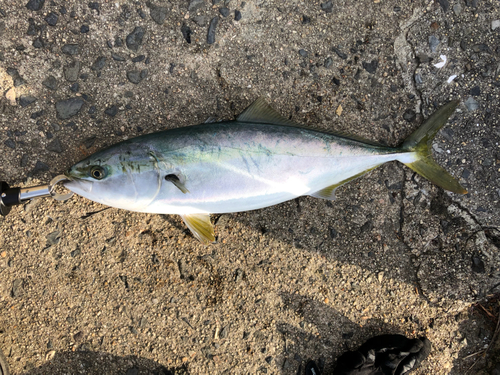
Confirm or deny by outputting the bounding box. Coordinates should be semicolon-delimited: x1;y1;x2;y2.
44;12;58;26
46;138;63;153
88;2;100;13
234;10;241;21
126;26;145;52
403;108;416;122
112;53;126;61
81;25;90;33
31;161;50;176
207;17;218;44
19;95;37;107
332;47;347;60
470;86;480;96
31;110;45;119
105;105;118;117
55;97;85;119
181;24;192;43
26;0;45;11
362;60;378;74
302;15;310;24
471;255;485;273
33;38;44;48
219;7;229;17
131;55;145;62
298;49;308;57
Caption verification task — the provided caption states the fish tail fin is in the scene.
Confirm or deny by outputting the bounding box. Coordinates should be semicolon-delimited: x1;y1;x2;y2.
400;101;467;194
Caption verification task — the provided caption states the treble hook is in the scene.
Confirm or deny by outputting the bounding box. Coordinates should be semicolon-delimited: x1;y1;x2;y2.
0;175;74;216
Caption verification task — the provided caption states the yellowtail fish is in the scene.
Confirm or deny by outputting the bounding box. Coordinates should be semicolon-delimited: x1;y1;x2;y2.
65;98;466;243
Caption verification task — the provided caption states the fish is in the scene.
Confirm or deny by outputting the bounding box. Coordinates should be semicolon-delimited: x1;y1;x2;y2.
64;98;466;244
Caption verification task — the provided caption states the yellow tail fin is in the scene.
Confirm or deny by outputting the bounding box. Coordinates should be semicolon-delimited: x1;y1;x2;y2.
401;101;467;194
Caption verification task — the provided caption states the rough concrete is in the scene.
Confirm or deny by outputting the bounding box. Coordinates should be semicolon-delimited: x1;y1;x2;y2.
0;0;499;374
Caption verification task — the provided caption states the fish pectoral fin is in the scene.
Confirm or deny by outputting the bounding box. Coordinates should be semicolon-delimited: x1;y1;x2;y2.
181;214;216;244
237;97;299;126
165;174;190;194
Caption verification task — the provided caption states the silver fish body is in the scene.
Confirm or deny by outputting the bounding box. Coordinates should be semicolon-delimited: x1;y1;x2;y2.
65;98;466;243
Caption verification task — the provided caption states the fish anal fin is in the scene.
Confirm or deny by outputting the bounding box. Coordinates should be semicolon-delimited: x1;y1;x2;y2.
237;97;298;126
181;213;216;244
310;167;380;200
165;174;190;194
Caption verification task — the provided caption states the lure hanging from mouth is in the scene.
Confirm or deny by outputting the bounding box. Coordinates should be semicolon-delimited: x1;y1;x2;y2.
64;98;466;244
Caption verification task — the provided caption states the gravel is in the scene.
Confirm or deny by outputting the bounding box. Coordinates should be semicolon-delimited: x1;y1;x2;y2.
55;97;84;119
126;26;145;52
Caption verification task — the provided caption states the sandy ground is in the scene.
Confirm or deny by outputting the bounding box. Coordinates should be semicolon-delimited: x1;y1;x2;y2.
1;0;500;374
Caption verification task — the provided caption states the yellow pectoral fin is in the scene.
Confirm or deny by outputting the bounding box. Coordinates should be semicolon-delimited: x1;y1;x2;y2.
181;213;216;244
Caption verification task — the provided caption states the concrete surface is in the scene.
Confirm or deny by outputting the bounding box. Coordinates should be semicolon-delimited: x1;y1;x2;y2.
0;0;499;374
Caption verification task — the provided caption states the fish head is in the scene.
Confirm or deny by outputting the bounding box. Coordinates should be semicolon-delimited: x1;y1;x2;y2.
64;144;162;211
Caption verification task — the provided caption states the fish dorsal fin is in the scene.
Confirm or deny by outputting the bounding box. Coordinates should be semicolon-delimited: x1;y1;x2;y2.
238;98;388;147
181;213;216;244
237;97;299;126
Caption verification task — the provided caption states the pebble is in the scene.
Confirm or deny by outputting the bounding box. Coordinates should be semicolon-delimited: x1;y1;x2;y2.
26;0;45;11
148;3;167;25
31;161;49;176
46;138;63;153
33;38;44;48
137;8;146;19
80;25;90;33
131;55;145;62
492;20;500;31
19;95;37;107
437;0;449;12
64;60;81;82
332;47;347;60
464;96;478;111
320;1;333;13
30;110;44;119
298;49;308;57
127;70;142;84
403;108;416;122
4;139;16;149
324;57;333;68
181;24;192;44
362;60;378;74
112;53;126;62
471;255;485;273
453;3;462;15
88;2;99;13
104;105;118;117
62;44;79;55
189;0;205;13
207;17;219;44
11;279;24;298
70;83;79;92
192;16;207;26
469;86;480;96
7;68;25;87
126;26;145;52
429;35;440;52
92;56;107;71
219;7;229;17
234;10;241;21
55;97;84;119
44;12;58;26
27;18;39;35
471;44;490;53
115;37;123;47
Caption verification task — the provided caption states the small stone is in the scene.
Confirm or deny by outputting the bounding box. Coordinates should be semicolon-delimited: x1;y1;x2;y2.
219;7;229;17
26;0;45;11
27;18;38;35
437;0;449;12
453;3;462;15
56;97;84;119
471;44;491;53
115;37;123;47
124;91;134;98
70;83;79;92
137;8;146;18
192;15;207;26
30;110;44;119
4;139;16;149
332;47;347;60
148;3;167;25
462;169;470;179
112;53;126;62
403;108;416;122
181;24;192;44
234;10;241;21
188;0;204;12
104;105;118;117
84;136;96;148
62;44;79;55
92;56;107;71
46;138;63;153
324;57;333;68
44;12;58;26
471;255;485;273
131;55;145;62
470;86;480;96
126;26;145;52
298;49;308;57
127;70;143;84
464;96;478;111
33;38;44;48
19;95;37;107
207;17;219;44
302;15;310;24
11;279;24;298
492;20;500;31
31;161;49;175
88;2;99;13
71;248;81;257
80;25;90;33
320;1;333;13
429;35;440;52
64;60;81;82
362;60;378;74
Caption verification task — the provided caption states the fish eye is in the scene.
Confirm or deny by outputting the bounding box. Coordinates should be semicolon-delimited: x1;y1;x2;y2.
90;166;106;180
